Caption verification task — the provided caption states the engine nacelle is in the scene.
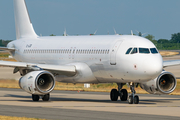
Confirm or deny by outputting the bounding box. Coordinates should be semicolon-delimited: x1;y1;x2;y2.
140;71;176;94
19;70;55;95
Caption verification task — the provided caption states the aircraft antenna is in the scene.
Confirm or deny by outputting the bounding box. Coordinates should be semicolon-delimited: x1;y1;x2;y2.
94;29;98;35
131;30;134;36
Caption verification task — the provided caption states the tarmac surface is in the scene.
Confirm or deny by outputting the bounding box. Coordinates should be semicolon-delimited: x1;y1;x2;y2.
0;88;180;120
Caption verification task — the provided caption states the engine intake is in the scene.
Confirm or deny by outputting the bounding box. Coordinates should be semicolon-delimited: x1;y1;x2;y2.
157;72;176;94
35;72;54;93
140;71;176;94
19;71;55;95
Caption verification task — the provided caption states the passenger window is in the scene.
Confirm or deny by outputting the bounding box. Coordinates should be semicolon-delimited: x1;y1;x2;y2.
126;48;132;54
150;48;158;54
131;48;137;54
139;48;150;54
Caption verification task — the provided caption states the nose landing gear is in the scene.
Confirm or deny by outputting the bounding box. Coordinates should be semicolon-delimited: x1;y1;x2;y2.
129;82;139;104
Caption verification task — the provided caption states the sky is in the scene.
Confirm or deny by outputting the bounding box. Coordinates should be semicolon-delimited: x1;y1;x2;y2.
0;0;180;40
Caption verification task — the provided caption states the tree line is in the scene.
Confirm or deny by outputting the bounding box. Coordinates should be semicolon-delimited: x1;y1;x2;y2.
145;33;180;50
0;39;12;47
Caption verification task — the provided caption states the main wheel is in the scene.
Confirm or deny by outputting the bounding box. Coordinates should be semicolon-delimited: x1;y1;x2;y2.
134;95;139;104
32;94;39;101
110;89;118;101
128;95;133;104
42;94;50;101
120;89;128;101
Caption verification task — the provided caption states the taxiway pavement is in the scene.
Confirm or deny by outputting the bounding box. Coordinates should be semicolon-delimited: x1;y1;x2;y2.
0;88;180;120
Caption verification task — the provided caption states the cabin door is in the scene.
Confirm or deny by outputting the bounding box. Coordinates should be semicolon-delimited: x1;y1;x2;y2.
110;41;122;65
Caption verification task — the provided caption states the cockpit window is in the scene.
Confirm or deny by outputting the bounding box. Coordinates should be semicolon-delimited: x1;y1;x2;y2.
126;48;132;54
139;48;150;54
150;48;158;54
131;48;138;54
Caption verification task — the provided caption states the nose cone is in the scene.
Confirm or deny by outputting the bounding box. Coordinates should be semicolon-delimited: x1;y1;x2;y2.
143;55;163;79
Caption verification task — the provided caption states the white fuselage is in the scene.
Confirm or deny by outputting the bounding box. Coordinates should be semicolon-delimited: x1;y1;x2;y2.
8;35;163;83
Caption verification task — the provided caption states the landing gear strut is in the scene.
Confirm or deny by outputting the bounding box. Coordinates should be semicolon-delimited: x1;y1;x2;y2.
110;83;128;101
128;82;139;104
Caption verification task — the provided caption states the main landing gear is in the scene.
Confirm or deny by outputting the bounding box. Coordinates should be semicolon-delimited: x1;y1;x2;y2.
32;93;50;101
110;83;128;102
110;83;139;104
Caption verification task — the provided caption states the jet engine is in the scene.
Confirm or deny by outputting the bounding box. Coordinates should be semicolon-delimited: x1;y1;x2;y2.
19;70;55;95
140;71;176;94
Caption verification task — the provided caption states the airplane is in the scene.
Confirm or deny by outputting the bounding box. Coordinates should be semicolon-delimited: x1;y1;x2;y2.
0;0;180;104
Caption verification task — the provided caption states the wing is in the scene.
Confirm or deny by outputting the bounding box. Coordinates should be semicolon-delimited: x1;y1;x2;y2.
0;61;76;76
163;60;180;68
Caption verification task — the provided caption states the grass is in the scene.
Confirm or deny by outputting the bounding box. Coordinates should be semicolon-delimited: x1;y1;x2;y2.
0;52;16;61
0;52;9;57
159;51;179;56
0;115;47;120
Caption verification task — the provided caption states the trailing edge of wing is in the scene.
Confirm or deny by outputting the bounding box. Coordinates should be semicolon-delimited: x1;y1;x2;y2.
0;61;76;76
0;47;15;51
163;60;180;68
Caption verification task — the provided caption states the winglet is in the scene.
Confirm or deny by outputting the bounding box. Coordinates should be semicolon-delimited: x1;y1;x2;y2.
14;0;38;39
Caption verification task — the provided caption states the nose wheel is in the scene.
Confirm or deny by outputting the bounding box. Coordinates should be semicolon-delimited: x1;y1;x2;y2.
128;83;139;104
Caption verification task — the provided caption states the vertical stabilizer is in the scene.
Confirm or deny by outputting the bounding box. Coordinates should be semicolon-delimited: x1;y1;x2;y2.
14;0;38;39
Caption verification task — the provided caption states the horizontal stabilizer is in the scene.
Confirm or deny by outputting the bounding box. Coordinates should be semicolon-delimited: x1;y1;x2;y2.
0;47;15;51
